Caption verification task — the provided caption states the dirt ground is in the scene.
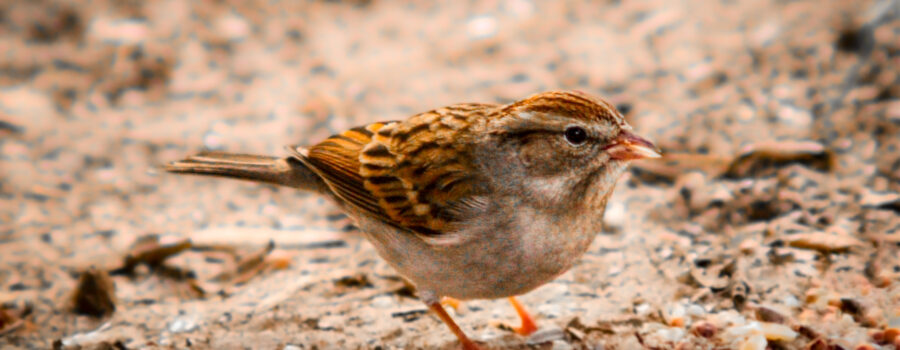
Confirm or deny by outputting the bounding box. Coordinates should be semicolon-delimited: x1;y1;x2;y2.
1;0;900;349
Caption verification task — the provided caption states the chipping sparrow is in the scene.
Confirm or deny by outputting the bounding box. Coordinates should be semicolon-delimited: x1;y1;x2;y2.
166;91;660;349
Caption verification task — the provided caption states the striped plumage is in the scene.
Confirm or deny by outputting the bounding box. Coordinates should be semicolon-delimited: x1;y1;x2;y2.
501;90;626;126
289;91;629;239
293;103;495;236
166;90;660;350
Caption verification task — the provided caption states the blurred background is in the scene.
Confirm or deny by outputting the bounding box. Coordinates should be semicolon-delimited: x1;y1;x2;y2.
1;0;899;349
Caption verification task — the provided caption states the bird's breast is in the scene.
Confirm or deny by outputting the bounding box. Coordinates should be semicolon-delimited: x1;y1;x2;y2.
352;198;602;300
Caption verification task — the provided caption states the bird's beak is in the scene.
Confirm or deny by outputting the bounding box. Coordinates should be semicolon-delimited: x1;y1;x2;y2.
605;131;661;160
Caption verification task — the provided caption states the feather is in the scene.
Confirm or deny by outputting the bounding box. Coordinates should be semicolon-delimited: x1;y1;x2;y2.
287;104;496;241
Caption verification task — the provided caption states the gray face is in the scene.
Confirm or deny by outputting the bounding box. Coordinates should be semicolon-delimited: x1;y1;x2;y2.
499;111;619;177
474;110;628;211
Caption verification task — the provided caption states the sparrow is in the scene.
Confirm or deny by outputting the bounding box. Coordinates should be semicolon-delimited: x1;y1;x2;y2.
165;91;660;349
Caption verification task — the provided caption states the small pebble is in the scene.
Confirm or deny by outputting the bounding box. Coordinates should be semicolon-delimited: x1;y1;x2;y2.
783;295;801;308
551;340;573;350
216;13;250;42
686;304;706;317
527;326;566;345
668;304;686;319
654;327;686;342
755;306;786;324
634;303;652;316
739;239;757;254
603;201;625;230
466;15;497;40
691;322;717;338
726;321;797;341
740;333;767;350
168;315;199;333
371;295;395;309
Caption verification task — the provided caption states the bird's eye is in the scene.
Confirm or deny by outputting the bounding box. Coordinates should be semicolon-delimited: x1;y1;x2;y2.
564;126;588;145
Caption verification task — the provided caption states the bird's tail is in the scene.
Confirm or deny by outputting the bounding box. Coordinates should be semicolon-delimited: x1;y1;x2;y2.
163;151;325;192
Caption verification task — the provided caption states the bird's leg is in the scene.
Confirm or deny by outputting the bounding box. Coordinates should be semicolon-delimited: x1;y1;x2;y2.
508;296;538;336
422;291;481;350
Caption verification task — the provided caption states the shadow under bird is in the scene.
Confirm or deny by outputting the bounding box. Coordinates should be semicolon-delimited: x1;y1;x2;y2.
165;90;660;349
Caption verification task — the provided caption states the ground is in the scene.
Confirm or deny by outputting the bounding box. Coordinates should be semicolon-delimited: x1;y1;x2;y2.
1;0;899;349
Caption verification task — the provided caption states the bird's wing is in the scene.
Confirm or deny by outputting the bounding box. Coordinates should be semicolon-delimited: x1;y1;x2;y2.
290;103;496;241
289;123;395;224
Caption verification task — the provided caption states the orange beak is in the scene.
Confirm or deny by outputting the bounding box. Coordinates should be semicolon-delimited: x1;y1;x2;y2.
605;131;661;160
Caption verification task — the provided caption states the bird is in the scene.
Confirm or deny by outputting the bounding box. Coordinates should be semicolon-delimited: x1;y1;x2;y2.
164;90;660;349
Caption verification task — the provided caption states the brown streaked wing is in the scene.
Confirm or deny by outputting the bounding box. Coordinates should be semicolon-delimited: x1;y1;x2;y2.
290;103;495;238
289;122;396;223
359;103;496;235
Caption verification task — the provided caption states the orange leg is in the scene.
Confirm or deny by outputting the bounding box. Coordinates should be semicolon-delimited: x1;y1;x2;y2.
425;299;481;350
508;296;538;336
441;296;462;311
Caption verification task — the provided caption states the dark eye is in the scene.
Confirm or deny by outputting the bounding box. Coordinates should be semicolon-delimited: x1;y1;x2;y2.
564;126;588;145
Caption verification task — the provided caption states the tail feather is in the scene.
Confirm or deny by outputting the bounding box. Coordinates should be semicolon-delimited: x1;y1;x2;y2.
164;151;325;192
